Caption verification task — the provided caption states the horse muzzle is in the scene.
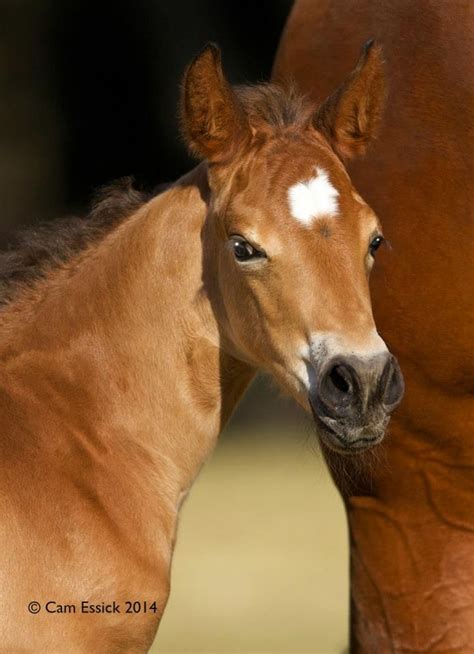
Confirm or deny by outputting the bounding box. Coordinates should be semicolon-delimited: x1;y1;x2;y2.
309;352;404;454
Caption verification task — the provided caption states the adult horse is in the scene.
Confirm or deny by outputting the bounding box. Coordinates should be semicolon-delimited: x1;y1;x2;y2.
0;44;403;651
273;2;474;652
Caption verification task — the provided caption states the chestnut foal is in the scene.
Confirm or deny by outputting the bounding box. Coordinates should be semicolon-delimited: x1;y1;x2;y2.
0;44;402;652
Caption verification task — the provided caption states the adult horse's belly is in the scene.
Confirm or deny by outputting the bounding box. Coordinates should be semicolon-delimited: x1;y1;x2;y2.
274;1;474;652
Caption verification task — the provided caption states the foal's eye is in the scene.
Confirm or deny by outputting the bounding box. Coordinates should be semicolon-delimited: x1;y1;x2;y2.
230;235;265;262
369;235;384;256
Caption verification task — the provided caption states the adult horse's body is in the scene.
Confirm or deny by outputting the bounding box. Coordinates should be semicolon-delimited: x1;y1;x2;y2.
0;44;403;651
274;2;474;652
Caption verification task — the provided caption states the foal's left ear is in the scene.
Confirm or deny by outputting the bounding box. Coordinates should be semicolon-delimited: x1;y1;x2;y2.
314;40;386;161
181;43;250;163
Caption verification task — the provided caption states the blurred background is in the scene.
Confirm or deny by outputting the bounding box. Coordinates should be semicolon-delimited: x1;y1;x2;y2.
1;2;348;651
0;0;294;233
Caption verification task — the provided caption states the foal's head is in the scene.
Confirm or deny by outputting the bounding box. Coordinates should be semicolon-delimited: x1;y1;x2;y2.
181;43;403;454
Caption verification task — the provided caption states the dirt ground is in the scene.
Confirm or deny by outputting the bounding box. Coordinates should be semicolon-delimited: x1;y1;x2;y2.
152;426;349;654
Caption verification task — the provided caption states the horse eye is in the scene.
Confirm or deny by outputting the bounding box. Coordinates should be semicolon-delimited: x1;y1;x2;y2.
230;236;265;262
369;235;384;255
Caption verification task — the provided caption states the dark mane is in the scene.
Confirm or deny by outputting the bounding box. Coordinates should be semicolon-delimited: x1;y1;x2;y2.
235;83;313;130
0;177;152;307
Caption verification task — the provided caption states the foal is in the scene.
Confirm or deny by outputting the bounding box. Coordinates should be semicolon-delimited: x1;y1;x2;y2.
0;43;402;652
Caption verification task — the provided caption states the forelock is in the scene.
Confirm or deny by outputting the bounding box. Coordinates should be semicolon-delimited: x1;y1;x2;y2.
235;83;313;131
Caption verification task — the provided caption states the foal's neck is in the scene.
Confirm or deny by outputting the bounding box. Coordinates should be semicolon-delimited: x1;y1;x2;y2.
1;164;254;499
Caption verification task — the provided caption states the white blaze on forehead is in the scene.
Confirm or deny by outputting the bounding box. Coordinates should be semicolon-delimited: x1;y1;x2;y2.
288;166;339;226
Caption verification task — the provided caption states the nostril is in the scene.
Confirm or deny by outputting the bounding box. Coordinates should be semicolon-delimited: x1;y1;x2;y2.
382;357;404;409
314;361;358;420
329;366;351;394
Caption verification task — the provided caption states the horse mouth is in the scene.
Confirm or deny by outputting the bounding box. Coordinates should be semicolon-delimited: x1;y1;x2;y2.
309;398;386;455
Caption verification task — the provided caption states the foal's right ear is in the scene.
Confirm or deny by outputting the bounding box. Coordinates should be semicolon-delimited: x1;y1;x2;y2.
181;44;250;163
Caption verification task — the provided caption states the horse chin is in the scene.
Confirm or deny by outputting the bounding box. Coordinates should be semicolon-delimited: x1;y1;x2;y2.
310;406;388;456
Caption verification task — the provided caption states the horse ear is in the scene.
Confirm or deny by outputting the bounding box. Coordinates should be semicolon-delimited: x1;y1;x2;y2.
181;43;250;163
314;40;386;161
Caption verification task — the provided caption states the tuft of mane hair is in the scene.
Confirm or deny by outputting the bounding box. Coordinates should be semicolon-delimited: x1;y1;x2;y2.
235;83;314;131
0;177;151;307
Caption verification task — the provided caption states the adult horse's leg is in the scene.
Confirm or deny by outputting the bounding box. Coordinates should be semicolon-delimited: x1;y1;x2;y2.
273;1;474;651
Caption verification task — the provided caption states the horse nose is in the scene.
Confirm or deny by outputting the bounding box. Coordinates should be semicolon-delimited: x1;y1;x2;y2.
316;353;404;420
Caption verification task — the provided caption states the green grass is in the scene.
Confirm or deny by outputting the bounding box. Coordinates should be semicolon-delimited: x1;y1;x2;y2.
151;427;349;654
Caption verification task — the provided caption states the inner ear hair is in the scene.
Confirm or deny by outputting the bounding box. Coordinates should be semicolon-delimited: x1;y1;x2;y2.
314;40;386;162
180;43;250;163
